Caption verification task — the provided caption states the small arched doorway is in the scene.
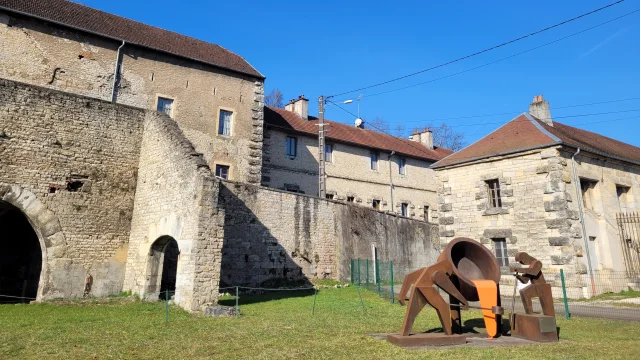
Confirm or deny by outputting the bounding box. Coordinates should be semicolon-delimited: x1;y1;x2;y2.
0;201;42;304
146;236;179;300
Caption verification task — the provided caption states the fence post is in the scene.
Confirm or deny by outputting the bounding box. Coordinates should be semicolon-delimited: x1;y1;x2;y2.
390;261;394;304
165;289;169;325
235;286;239;319
357;258;361;286
560;269;571;320
376;259;381;295
350;259;354;284
366;259;369;285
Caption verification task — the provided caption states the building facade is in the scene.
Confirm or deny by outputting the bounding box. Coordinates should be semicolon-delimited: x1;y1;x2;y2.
262;97;453;221
0;0;264;184
433;96;640;297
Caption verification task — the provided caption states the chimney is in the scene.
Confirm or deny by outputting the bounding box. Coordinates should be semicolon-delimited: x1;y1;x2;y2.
285;95;309;120
409;128;434;150
529;95;553;126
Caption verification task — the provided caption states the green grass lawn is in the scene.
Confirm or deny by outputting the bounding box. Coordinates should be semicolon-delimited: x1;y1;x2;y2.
1;287;639;359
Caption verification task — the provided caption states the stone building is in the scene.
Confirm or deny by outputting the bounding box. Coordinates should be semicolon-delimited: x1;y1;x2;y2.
262;96;453;221
433;95;640;296
0;0;264;184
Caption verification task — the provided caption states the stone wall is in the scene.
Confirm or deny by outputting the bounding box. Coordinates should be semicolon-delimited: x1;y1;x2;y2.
123;111;223;312
0;10;264;185
218;181;439;287
0;78;145;299
263;128;439;222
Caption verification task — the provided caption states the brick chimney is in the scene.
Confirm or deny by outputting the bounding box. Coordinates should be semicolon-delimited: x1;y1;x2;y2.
529;95;553;126
285;95;309;120
409;128;434;150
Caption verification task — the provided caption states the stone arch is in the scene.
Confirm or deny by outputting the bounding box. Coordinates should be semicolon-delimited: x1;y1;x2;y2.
0;184;69;301
144;235;180;300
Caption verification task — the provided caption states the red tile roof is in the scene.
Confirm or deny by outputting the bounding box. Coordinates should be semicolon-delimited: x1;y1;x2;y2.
0;0;264;79
433;113;640;168
265;106;453;162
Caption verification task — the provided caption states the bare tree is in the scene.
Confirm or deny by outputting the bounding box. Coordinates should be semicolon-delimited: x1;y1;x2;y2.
412;123;466;151
264;89;284;108
367;117;405;137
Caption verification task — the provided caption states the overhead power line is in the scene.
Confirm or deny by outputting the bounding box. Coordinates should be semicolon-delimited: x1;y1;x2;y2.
327;0;628;98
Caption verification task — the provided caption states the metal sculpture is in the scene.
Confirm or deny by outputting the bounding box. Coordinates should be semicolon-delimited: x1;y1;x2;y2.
388;238;503;346
509;252;558;342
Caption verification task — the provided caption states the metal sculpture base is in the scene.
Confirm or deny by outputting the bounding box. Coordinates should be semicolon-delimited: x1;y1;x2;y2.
387;333;467;347
510;313;558;342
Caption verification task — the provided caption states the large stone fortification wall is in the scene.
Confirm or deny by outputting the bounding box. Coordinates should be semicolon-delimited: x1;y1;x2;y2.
123;111;224;312
218;181;440;287
0;78;145;299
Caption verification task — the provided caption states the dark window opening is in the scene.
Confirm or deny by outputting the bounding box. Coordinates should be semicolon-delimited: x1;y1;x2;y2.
424;206;430;221
370;151;379;170
372;199;381;210
326;194;334;200
286;136;297;158
401;203;408;217
325;144;333;162
66;181;84;192
215;165;230;180
486;179;502;208
347;196;355;203
493;238;508;266
399;158;406;175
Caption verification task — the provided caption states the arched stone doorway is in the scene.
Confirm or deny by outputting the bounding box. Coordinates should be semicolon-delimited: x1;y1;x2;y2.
0;201;42;303
145;236;179;300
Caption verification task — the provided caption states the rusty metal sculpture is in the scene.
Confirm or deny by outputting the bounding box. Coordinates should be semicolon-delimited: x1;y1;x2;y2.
388;238;503;346
509;252;558;342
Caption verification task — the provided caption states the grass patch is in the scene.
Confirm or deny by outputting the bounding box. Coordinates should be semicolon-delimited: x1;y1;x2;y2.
574;289;640;302
1;288;639;359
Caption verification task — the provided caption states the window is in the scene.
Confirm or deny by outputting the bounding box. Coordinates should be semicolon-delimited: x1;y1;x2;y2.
401;203;408;217
157;97;174;117
324;144;333;162
370;151;379;170
617;185;630;212
215;164;229;180
284;183;301;193
347;196;355;203
218;110;233;136
493;238;508;266
286;136;297;158
424;206;430;222
486;179;502;208
325;194;334;200
399;158;406;175
580;179;598;211
372;199;381;210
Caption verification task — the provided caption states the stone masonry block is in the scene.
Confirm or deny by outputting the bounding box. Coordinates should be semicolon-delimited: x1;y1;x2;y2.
439;203;452;212
548;236;571;246
540;148;560;159
546;218;571;230
439;216;454;225
544;197;567;212
440;230;455;237
551;255;573;265
483;229;512;238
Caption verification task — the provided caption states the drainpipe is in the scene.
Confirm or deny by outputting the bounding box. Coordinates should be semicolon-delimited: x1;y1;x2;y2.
571;147;596;295
388;151;395;213
111;40;126;103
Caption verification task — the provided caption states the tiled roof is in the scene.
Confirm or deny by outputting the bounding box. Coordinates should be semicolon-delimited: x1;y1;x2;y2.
0;0;264;79
433;113;640;168
264;106;453;162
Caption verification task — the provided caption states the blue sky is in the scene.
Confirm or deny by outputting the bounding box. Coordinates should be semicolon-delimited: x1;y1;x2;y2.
77;0;640;147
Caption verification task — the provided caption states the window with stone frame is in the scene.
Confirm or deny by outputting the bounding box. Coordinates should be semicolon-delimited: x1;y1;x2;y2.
423;205;430;222
372;199;381;210
399;158;406;176
493;238;508;266
580;178;598;211
218;109;233;136
215;164;229;180
485;179;502;208
286;136;297;158
370;151;379;170
157;97;174;117
401;203;409;217
616;185;630;212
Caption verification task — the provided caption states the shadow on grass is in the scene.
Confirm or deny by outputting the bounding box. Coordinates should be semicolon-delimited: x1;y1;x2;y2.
218;289;317;306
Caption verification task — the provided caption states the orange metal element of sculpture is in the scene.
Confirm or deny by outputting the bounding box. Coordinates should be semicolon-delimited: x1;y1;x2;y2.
397;238;503;338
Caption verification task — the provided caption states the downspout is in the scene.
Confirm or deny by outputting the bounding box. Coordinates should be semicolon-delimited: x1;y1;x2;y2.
388;151;395;213
111;40;126;103
571;147;596;295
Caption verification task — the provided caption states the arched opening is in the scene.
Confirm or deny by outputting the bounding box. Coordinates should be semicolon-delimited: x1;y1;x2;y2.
0;201;42;304
146;236;179;301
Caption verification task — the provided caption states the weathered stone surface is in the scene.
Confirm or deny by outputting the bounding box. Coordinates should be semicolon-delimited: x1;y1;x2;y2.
551;255;573;265
202;305;238;318
439;203;452;212
483;229;513;238
540;149;559;159
546;219;571;230
440;230;455;237
439;216;454;225
548;237;571;246
544;197;567;212
483;208;509;216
